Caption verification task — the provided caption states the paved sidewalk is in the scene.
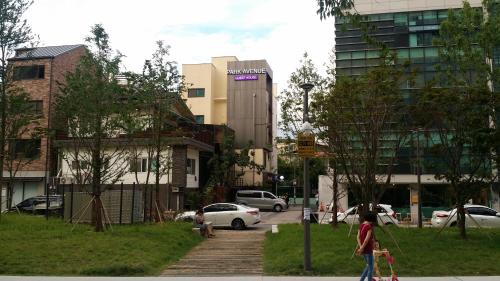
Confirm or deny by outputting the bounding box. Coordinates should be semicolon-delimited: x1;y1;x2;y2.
1;276;500;281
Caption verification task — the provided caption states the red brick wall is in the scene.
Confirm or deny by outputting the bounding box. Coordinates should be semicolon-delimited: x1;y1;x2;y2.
8;46;86;173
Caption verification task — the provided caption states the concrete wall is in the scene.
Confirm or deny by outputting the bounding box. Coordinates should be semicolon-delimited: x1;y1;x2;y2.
353;0;483;15
186;148;199;188
318;175;349;212
182;63;215;124
59;147;174;185
227;60;273;149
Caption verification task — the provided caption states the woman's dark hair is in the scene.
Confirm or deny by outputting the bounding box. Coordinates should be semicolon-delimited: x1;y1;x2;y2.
196;208;204;215
363;212;377;223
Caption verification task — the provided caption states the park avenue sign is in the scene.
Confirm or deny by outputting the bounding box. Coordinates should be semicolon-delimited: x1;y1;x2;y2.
227;68;267;75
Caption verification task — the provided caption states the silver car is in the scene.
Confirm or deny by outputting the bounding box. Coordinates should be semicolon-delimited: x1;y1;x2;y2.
236;190;287;212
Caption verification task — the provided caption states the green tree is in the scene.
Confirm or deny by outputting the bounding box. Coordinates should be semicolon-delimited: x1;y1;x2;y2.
312;49;410;219
207;130;263;201
125;41;185;220
279;52;325;138
416;0;500;239
0;0;34;216
4;89;41;210
54;25;132;232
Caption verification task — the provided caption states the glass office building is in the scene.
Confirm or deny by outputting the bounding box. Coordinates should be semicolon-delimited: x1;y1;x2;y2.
329;0;500;218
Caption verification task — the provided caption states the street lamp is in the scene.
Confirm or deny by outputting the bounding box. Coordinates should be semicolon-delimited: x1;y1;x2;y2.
300;82;314;271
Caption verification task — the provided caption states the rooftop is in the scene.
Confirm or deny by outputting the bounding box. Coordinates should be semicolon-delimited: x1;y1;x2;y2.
9;44;84;61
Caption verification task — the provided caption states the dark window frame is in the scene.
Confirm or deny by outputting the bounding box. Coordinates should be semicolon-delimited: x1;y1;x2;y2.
186;158;196;175
10;139;41;159
194;115;205;124
28;100;43;116
13;65;45;81
187;88;205;98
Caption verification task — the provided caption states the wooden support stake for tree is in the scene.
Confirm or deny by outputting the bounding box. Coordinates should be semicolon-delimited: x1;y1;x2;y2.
101;201;114;232
466;210;492;241
155;201;163;223
436;208;458;237
347;205;359;238
72;196;95;231
376;212;404;256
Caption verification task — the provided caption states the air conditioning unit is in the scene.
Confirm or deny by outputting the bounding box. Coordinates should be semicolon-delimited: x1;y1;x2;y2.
59;176;74;184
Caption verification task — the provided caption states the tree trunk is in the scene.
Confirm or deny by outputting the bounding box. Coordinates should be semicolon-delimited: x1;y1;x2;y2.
456;203;467;239
92;194;104;232
6;181;13;210
330;170;339;229
91;131;103;231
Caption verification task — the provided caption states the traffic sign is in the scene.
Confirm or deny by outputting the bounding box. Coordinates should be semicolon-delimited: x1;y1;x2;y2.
297;132;315;157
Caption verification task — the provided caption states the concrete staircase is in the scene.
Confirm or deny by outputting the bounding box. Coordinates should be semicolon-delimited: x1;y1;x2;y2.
161;230;266;276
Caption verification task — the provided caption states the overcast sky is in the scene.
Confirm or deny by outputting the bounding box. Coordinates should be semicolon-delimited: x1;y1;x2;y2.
25;0;334;93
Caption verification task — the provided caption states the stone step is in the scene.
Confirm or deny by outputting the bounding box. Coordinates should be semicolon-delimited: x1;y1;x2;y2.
161;229;265;276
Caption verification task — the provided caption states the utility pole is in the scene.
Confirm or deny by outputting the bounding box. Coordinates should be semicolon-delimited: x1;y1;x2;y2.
416;128;422;228
300;82;314;271
253;93;256;188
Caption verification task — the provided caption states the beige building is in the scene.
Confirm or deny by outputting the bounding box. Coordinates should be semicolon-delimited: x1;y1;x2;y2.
182;57;278;187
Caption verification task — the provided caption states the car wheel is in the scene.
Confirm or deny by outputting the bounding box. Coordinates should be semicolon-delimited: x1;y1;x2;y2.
385;222;393;225
231;218;245;230
450;221;457;227
273;204;283;212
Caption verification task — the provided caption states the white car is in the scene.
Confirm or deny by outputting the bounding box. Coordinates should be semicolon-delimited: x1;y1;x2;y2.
431;205;500;228
175;203;261;230
329;204;399;225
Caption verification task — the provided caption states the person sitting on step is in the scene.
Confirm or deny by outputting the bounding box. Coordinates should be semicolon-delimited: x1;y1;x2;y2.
194;208;214;238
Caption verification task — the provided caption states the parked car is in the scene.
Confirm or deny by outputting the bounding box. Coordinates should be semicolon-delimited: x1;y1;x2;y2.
431;205;500;228
175;203;261;230
11;195;63;214
329;204;399;225
235;190;287;212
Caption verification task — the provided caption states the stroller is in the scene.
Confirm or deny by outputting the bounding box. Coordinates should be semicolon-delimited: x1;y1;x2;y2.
374;249;398;281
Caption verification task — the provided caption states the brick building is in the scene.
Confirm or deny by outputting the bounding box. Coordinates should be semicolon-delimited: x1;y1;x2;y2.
5;45;86;206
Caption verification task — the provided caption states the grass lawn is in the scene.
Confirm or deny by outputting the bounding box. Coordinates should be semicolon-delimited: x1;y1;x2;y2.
0;214;203;276
264;223;500;276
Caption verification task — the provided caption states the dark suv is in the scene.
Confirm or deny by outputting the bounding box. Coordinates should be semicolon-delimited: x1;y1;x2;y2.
12;195;63;214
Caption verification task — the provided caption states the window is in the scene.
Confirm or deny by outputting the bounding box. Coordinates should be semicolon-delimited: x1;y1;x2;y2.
410;33;435;47
352;59;366;67
187;88;205;98
220;204;238;211
264;192;275;199
13;65;45;80
336;60;351;68
467;207;497;216
28;100;43;116
336;52;351;60
438;10;448;22
410;48;425;63
423;11;437;25
394;13;408;26
129;158;153;172
10;139;41;159
409;12;423;26
186;158;196;175
71;160;89;170
204;205;219;213
352;51;365;59
194;115;204;124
